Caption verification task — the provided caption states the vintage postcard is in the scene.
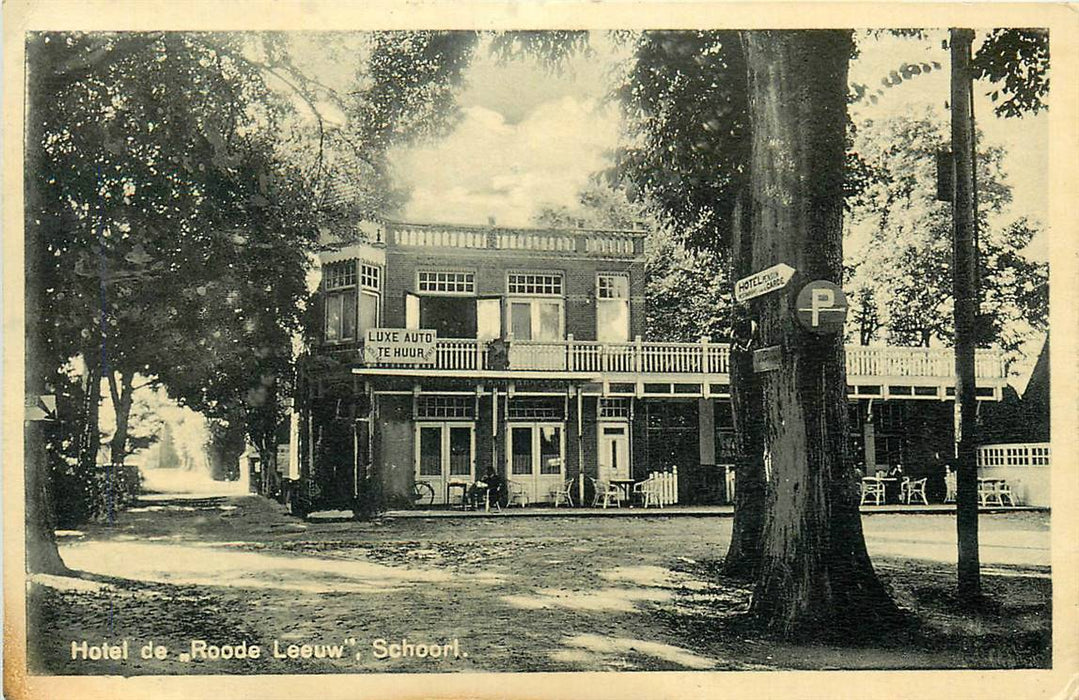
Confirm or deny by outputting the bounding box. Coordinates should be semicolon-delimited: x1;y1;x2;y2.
3;2;1077;699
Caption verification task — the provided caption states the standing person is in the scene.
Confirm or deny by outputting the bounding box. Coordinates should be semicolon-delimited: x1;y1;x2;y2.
929;451;947;502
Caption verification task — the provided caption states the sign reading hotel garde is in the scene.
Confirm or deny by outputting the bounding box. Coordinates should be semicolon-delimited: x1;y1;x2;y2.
364;328;438;365
734;263;796;303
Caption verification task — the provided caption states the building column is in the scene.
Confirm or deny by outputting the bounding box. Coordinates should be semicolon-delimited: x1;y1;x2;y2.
698;398;716;466
864;400;877;472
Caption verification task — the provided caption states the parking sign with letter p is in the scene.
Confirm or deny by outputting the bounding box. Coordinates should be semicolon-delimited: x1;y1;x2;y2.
795;281;848;334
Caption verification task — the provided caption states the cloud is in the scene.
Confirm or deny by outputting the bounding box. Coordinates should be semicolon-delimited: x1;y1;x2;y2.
390;96;620;227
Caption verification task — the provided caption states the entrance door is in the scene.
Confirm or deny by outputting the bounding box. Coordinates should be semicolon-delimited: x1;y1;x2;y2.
415;422;475;504
597;421;631;486
507;422;565;503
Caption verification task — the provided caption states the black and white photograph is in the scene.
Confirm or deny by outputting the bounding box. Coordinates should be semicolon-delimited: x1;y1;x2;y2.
4;3;1077;699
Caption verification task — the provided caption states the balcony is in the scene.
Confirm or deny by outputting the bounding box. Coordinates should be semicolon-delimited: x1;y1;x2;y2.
383;221;645;259
345;337;1007;400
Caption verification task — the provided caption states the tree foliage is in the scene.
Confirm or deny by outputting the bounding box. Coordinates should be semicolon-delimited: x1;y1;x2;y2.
26;30;478;520
845;110;1048;361
614;31;749;256
973;29;1049;118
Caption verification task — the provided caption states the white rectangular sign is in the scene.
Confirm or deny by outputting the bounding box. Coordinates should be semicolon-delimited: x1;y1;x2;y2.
735;263;796;303
364;328;437;365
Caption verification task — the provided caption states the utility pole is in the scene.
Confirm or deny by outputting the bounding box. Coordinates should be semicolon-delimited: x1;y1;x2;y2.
950;27;981;601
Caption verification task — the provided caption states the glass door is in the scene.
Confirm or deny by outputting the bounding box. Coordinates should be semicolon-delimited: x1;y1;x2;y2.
507;422;565;503
597;422;631;486
415;422;475;504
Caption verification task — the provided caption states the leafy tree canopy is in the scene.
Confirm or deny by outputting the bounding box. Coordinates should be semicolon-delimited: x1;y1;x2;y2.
845;108;1048;363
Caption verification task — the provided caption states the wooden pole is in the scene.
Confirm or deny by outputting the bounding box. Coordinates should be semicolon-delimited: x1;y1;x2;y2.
950;27;981;600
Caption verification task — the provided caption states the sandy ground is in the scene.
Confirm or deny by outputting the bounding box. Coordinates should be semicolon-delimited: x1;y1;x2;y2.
28;494;1051;675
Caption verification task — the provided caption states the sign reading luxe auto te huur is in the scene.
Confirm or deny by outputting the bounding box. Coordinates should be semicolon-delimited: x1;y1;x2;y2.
364;328;438;365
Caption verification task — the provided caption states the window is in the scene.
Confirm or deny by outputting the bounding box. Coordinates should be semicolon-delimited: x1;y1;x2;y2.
599;398;631;419
508;273;563;296
323;260;357;342
418;270;475;295
597;273;629;300
596;273;630;342
415;270;477;337
359;263;381;334
415;396;475;420
361;263;381;290
507;272;564;341
507;397;565;421
538;426;562;474
324;260;357;290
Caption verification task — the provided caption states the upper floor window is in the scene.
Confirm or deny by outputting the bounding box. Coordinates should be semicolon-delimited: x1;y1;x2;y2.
508;272;563;296
596;273;630;342
324;260;357;342
324;260;381;343
361;263;381;291
507;271;564;341
418;270;475;295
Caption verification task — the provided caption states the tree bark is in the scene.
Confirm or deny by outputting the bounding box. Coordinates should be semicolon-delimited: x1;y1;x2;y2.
950;28;982;601
724;190;766;578
741;30;899;638
25;418;69;575
24;47;68;573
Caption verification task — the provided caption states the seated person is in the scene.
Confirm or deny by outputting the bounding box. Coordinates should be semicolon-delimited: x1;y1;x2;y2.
480;467;504;506
888;463;904;478
470;468;504;508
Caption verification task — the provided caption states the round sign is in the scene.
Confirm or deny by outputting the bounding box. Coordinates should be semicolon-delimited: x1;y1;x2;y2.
795;280;848;334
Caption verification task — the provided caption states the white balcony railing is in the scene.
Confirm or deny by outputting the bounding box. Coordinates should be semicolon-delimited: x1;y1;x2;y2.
845;346;1004;379
361;337;1006;383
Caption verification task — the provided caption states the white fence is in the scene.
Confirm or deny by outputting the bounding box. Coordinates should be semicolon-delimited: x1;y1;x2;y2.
977;442;1051;507
639;466;679;506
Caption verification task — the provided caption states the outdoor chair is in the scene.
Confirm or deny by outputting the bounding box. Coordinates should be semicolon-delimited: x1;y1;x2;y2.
505;480;529;508
860;477;885;506
550;477;575;507
979;479;1015;507
998;480;1016;506
633;476;663;508
904;477;928;505
590;477;622;509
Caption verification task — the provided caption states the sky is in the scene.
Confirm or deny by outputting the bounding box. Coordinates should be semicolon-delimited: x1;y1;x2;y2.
389;39;628;228
388;31;1049;263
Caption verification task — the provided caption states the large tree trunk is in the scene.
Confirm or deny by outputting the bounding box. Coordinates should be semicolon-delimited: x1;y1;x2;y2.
723;191;766;578
24;34;68;575
741;30;899;638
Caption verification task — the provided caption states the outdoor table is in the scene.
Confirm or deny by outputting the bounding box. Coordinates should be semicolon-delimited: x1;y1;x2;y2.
875;477;899;504
446;481;470;510
609;479;635;504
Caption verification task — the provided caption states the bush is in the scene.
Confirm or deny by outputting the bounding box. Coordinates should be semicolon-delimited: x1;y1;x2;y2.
51;460;141;528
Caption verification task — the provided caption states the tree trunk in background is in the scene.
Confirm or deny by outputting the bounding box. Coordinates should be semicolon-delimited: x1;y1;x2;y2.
723;191;766;578
107;368;135;466
741;30;899;638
